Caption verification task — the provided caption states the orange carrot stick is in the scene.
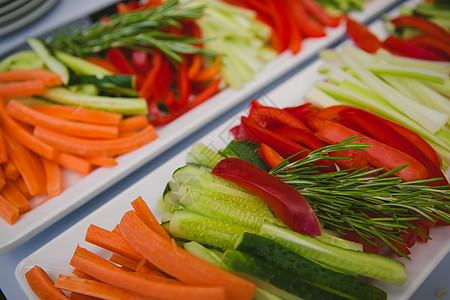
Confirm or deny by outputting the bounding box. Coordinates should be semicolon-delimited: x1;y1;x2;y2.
3;133;46;196
0;98;56;160
25;265;69;300
0;126;7;163
0;69;62;86
85;224;143;262
70;246;226;300
32;105;123;126
55;275;149;300
40;157;62;197
120;211;255;300
0;80;47;97
0;168;5;190
1;180;30;213
131;196;171;241
72;268;97;280
193;56;221;82
84;156;117;167
15;176;31;199
3;160;20;181
188;54;203;80
7;100;119;139
70;292;102;300
0;194;19;224
34;125;158;157
109;253;141;271
260;143;284;169
118;115;149;133
56;152;92;176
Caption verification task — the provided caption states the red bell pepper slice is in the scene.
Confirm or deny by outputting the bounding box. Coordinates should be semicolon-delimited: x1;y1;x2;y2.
285;0;326;38
390;16;450;45
241;117;309;160
249;101;311;132
212;157;322;236
188;55;203;80
408;35;450;59
139;51;163;99
176;61;191;109
383;36;446;61
346;19;383;53
259;143;285;169
282;103;319;122
230;123;259;142
106;48;136;75
338;108;448;186
131;50;149;74
315;120;429;182
193;55;221;82
271;126;324;150
299;0;341;27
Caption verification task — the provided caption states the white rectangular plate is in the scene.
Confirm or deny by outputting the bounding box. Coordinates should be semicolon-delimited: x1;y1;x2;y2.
15;47;450;300
0;0;404;254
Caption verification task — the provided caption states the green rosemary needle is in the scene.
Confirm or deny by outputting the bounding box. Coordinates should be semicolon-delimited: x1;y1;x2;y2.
270;136;450;258
47;0;215;62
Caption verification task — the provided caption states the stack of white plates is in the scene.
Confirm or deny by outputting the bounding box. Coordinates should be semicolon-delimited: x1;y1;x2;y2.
0;0;59;37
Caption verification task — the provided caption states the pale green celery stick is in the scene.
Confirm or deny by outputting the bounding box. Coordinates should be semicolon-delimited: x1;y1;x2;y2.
326;67;365;88
319;49;342;60
399;78;450;115
376;48;450;74
381;75;420;101
0;51;43;71
339;79;389;105
436;127;450;148
317;61;346;73
430;17;450;31
315;80;450;152
15;97;52;106
429;142;450;170
414;3;450;19
303;85;340;108
40;87;147;115
367;64;448;84
342;45;448;134
424;81;450;98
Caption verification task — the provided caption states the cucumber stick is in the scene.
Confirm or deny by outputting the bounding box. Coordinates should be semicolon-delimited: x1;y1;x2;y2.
27;37;69;84
54;51;112;75
223;250;347;300
186;143;225;169
235;232;387;300
259;223;408;285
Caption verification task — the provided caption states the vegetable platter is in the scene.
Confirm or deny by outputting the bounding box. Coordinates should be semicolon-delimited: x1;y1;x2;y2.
0;0;404;255
15;52;450;299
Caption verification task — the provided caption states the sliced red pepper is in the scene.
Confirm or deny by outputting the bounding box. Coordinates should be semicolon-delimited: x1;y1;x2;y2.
315;120;429;182
193;55;221;82
383;36;446;61
286;0;326;38
390;16;450;45
188;55;203;80
346;19;383;53
271;126;324;150
331;149;372;170
106;48;136;75
139;51;163;99
259;143;285;169
299;0;341;27
164;89;176;113
282;103;319;122
131;50;149;74
230;123;259;142
249;101;311;132
176;61;191;109
154;55;174;101
338;108;448;186
408;35;450;59
212;157;322;236
410;220;430;243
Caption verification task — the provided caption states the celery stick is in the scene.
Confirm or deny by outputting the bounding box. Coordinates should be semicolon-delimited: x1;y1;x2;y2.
303;85;340;108
424;81;450;98
339;79;389;105
367;64;448;84
325;67;365;87
376;49;450;74
342;45;448;134
380;75;420;101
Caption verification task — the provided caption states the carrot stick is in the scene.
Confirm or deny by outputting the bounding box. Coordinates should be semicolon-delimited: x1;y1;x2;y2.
118;115;149;133
56;152;92;176
34;125;158;157
40;157;62;197
131;196;171;241
0;126;7;163
0;97;56;160
3;160;20;180
0;69;62;86
0;80;47;97
260;143;284;169
109;253;140;271
55;275;148;300
73;268;97;280
70;292;102;300
188;54;203;80
7;100;119;139
120;211;255;300
1;180;30;213
193;56;221;82
32;105;123;126
0;194;19;224
3;133;46;196
84;156;117;167
25;265;69;300
70;246;226;300
85;224;143;262
0;168;5;190
15;176;31;199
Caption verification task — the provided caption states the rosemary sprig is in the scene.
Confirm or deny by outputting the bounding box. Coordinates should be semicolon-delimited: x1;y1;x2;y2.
47;0;215;62
270;136;450;258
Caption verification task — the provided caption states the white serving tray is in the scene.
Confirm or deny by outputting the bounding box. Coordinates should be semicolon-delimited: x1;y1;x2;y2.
15;54;450;299
0;0;403;254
